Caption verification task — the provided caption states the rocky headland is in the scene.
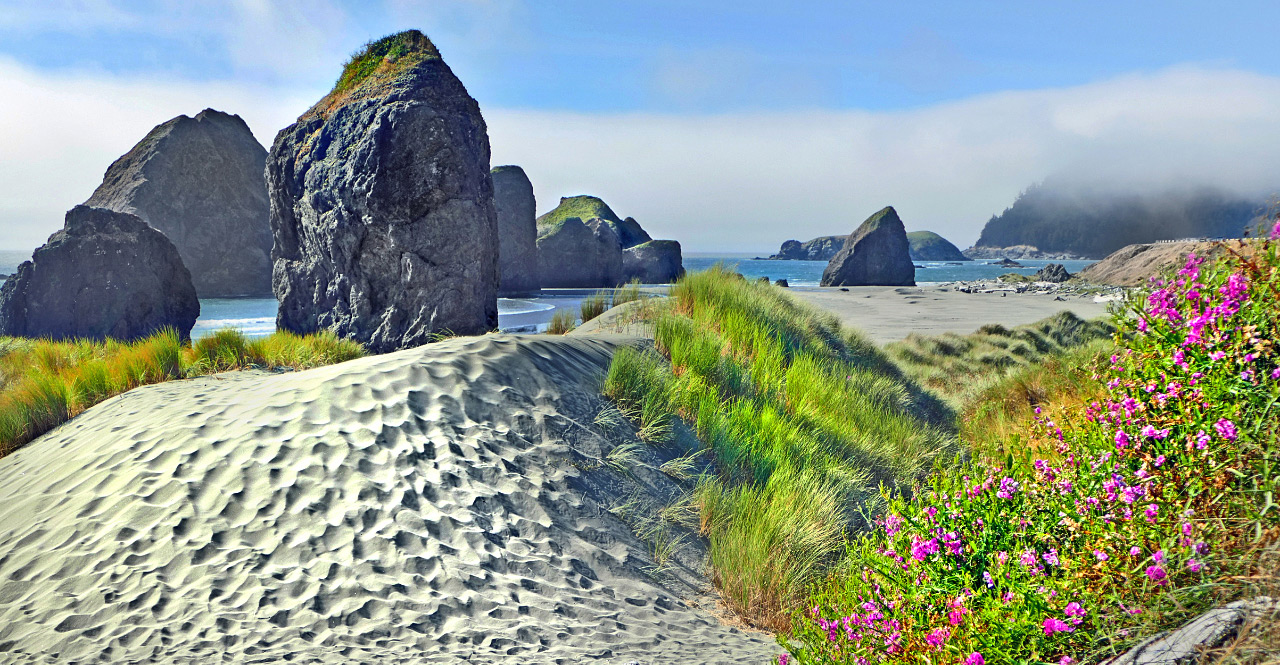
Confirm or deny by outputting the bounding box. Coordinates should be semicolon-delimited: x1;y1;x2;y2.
267;30;498;352
492;165;540;295
972;176;1262;258
821;206;917;287
84;109;273;297
0;205;199;341
536;195;682;286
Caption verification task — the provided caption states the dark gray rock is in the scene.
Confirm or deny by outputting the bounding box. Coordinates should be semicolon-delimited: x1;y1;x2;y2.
1033;263;1072;283
1106;597;1277;664
820;207;916;287
267;30;497;353
623;240;683;284
775;278;789;287
84;108;272;297
537;218;624;288
771;235;844;261
617;217;652;249
0;206;199;341
492;165;539;295
993;258;1024;268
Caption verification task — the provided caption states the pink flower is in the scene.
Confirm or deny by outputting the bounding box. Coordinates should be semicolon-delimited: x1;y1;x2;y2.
1146;565;1168;585
1043;617;1074;635
1130;546;1142;556
1094;550;1109;561
777;655;789;665
1144;504;1159;522
925;627;951;650
1064;602;1086;618
1153;549;1165;564
965;653;985;665
1060;658;1075;665
1214;419;1238;441
1195;430;1211;450
1141;425;1170;440
1114;430;1130;450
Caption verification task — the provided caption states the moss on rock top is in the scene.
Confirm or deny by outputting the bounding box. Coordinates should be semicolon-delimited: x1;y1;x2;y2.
537;196;622;230
332;30;441;96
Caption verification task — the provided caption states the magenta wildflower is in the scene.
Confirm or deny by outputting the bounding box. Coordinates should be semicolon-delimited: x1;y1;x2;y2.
925;627;951;650
1214;418;1238;441
1114;429;1130;449
1187;559;1204;572
1042;549;1060;566
1146;565;1168;585
1042;617;1073;635
777;655;789;665
965;653;985;665
1060;657;1075;665
1094;550;1109;561
1064;602;1086;618
1144;504;1158;522
1130;546;1142;556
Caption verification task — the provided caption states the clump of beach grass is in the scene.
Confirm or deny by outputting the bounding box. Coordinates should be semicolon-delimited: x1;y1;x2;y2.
580;292;609;322
0;328;364;458
601;265;955;630
546;309;577;335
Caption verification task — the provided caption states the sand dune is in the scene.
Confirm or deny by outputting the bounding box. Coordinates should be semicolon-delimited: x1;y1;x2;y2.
0;334;776;664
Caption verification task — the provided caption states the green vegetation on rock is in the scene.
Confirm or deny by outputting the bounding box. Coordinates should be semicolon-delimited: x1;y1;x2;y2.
537;195;622;234
906;230;968;261
332;29;441;96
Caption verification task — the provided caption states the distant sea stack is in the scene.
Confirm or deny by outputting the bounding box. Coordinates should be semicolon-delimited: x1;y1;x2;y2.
0;206;199;341
906;231;968;261
972;177;1262;259
536;195;682;286
84;109;273;297
492;166;540;295
769;235;844;261
267;30;497;352
820;206;916;287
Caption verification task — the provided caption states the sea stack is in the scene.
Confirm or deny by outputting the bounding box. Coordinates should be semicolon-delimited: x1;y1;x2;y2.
0;206;199;341
266;30;497;352
492;165;540;295
536;195;682;286
821;206;916;287
84;109;273;297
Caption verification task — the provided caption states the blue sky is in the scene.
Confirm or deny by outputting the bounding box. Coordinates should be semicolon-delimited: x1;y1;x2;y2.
3;1;1280;251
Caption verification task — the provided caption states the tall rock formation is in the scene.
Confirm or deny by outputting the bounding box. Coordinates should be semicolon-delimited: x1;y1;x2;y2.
84;109;272;297
820;206;916;287
266;30;497;352
906;231;969;261
491;165;539;295
536;195;680;285
0;206;199;341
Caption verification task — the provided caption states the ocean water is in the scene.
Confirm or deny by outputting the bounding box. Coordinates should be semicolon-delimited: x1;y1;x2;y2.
1;249;1097;339
684;253;1098;287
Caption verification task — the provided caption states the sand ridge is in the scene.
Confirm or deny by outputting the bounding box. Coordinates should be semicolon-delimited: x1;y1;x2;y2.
0;334;776;664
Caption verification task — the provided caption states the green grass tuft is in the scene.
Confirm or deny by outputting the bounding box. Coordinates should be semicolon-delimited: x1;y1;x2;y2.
332;30;440;96
546;309;577;335
0;329;365;458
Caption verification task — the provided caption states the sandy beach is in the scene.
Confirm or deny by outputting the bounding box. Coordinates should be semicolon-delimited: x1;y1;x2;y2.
788;285;1117;344
0;334;777;664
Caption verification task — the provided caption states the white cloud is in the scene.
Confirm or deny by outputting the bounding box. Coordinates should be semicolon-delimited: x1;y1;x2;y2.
3;59;1280;254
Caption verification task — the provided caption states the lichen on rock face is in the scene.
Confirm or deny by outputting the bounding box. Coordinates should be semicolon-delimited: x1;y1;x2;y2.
267;29;497;352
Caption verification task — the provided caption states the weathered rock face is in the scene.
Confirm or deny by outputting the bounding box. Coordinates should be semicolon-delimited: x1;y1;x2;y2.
537;218;624;288
535;195;680;286
84;109;272;297
267;30;497;352
770;235;844;261
0;206;199;341
906;231;969;261
821;207;916;287
492;165;539;295
1077;241;1230;287
623;240;684;284
963;245;1087;261
1033;263;1072;283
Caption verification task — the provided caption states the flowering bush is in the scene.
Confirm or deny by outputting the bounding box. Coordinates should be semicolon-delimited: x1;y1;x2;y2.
785;229;1280;663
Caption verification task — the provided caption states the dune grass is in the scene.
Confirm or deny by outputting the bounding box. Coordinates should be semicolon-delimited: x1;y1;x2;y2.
580;280;645;324
602;265;956;629
0;329;364;458
546;309;577;335
580;293;609;323
886;311;1115;409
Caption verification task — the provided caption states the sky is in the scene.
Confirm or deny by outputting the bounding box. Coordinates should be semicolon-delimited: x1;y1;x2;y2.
3;0;1280;252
